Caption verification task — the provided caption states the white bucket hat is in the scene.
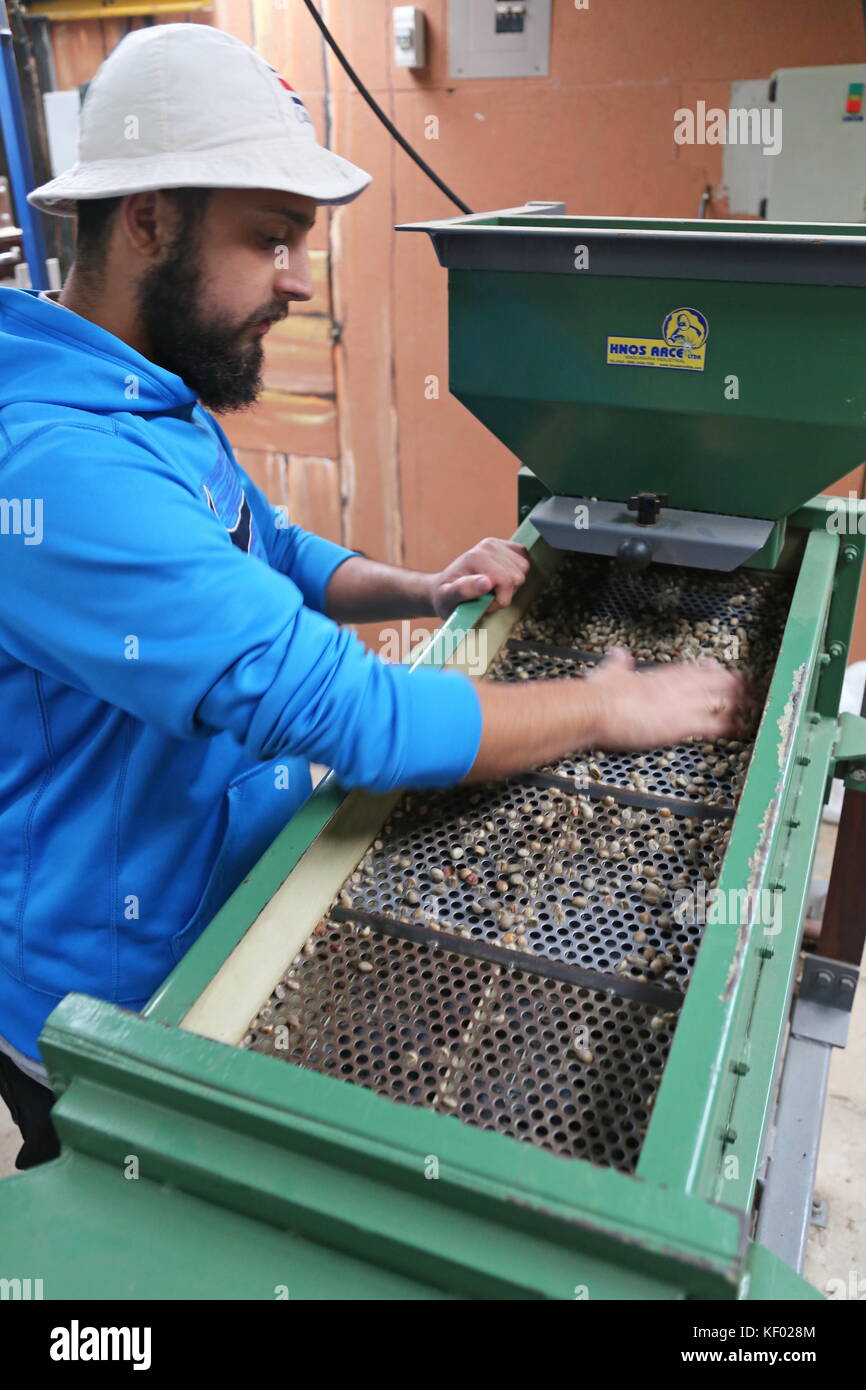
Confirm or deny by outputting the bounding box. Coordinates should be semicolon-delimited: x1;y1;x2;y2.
27;22;372;216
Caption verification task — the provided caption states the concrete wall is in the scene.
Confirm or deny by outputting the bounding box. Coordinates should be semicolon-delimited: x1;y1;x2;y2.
46;0;866;657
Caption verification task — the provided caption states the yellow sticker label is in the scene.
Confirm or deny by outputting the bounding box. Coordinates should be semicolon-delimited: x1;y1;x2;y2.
606;307;709;372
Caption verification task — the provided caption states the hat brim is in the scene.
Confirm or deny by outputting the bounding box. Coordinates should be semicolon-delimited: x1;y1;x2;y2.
27;137;372;216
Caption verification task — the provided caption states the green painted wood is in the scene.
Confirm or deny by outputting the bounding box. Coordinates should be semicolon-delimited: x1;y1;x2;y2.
0;1152;449;1300
715;714;838;1209
834;712;866;765
744;1242;825;1302
637;525;838;1197
25;994;743;1300
809;498;866;720
6;467;854;1299
0;1144;688;1300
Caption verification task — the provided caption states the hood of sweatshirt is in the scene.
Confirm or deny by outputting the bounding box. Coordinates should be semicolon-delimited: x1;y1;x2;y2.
0;286;198;426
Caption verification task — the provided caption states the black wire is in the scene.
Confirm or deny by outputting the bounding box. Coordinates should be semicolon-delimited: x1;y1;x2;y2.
300;0;473;215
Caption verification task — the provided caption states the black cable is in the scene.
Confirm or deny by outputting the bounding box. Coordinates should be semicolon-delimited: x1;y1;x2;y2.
300;0;473;215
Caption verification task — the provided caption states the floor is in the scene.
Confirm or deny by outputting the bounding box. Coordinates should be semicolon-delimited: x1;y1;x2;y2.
804;981;866;1294
0;822;862;1298
802;822;866;1294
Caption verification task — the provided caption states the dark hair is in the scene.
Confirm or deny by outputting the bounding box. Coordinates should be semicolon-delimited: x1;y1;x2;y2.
73;187;213;278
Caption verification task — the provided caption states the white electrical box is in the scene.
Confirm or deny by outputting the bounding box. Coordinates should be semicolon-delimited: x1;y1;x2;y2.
724;64;866;223
393;6;426;70
449;0;551;80
765;65;866;222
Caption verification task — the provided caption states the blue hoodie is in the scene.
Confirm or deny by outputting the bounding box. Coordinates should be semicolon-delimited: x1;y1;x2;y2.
0;287;482;1065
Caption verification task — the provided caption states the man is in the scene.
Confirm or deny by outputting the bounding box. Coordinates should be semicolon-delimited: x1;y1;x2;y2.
0;24;742;1169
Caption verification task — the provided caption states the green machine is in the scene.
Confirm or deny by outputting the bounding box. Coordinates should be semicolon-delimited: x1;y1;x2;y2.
3;203;866;1301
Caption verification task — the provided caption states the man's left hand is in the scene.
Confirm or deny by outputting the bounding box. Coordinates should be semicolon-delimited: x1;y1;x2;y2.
429;537;531;619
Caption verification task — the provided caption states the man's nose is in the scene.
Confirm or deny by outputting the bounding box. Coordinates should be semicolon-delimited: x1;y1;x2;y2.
274;244;314;303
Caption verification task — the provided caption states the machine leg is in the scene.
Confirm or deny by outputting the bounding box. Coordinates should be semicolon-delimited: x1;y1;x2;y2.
756;953;856;1276
818;787;866;965
755;1032;831;1275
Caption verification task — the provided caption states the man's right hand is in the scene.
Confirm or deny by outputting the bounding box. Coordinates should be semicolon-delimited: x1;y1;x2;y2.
583;646;747;750
463;648;749;784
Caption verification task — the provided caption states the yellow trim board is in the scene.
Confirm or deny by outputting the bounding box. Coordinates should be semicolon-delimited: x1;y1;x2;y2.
31;0;209;17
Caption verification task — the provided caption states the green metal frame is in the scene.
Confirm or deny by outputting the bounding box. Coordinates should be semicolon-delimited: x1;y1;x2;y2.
1;493;863;1299
395;208;866;527
449;269;866;522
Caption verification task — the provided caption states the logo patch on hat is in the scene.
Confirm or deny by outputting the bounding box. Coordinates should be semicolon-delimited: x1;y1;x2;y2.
266;63;312;127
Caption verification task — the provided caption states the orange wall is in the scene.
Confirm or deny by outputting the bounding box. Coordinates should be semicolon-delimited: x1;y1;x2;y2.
46;1;866;656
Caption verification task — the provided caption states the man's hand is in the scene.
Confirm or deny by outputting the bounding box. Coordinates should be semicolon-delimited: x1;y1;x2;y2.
584;647;748;749
464;648;749;784
430;537;531;619
323;540;530;624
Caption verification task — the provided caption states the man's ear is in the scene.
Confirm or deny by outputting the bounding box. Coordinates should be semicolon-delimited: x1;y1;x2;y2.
121;191;174;261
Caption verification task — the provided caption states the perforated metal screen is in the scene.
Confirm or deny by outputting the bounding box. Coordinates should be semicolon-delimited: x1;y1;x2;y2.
244;554;792;1174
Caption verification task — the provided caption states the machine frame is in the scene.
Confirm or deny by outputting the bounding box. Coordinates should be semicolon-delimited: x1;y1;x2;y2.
5;203;866;1301
2;495;864;1301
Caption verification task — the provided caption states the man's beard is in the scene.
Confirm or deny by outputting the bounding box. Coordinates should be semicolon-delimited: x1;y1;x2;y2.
135;228;276;412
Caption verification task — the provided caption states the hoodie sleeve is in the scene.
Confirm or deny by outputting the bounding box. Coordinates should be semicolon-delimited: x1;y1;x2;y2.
203;412;361;615
0;425;482;790
236;465;362;615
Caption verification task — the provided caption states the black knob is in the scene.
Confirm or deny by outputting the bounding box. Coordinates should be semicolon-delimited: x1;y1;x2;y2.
626;491;668;525
617;537;652;571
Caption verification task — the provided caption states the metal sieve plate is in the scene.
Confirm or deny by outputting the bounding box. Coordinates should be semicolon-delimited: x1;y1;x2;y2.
487;641;751;806
334;778;721;990
243;551;792;1174
246;920;677;1172
521;552;791;685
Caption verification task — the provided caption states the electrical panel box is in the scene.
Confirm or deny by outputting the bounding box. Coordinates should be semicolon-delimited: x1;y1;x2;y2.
448;0;551;80
393;6;427;69
720;79;773;221
724;65;866;222
765;65;866;222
